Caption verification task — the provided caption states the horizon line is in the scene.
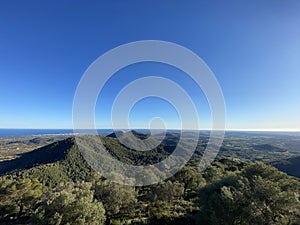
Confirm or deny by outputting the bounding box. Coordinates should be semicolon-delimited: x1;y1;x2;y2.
1;127;300;132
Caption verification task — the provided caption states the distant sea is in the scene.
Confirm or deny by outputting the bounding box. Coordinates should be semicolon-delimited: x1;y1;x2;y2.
0;129;113;137
1;129;298;137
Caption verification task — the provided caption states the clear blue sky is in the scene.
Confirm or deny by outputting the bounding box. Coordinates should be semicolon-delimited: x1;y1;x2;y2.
0;0;300;131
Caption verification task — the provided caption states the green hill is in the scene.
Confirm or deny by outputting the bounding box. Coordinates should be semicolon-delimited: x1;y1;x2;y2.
0;133;176;186
272;155;300;178
0;137;93;186
0;132;300;225
0;138;74;175
252;144;286;152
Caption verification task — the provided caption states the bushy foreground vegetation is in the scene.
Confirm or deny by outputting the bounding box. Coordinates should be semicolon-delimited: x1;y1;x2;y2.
0;137;299;225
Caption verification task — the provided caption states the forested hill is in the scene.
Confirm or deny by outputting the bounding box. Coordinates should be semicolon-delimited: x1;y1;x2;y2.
0;133;300;225
272;155;300;178
0;137;75;175
1;132;300;180
0;132;180;186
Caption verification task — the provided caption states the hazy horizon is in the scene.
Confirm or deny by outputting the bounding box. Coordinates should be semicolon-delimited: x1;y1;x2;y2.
1;128;300;132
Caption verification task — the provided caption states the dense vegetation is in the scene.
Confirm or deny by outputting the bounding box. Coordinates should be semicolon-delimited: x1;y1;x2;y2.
0;133;299;225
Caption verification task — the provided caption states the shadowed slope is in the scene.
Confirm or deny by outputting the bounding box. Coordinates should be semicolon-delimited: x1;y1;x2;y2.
272;155;300;178
0;138;75;175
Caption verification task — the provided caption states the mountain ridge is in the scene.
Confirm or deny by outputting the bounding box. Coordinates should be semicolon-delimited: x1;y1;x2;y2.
0;137;75;175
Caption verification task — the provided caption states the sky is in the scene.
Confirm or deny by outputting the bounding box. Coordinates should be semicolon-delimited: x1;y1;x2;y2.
0;0;300;131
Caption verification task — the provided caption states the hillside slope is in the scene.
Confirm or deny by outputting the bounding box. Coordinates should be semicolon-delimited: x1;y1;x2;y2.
0;138;74;175
272;155;300;178
0;137;93;186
